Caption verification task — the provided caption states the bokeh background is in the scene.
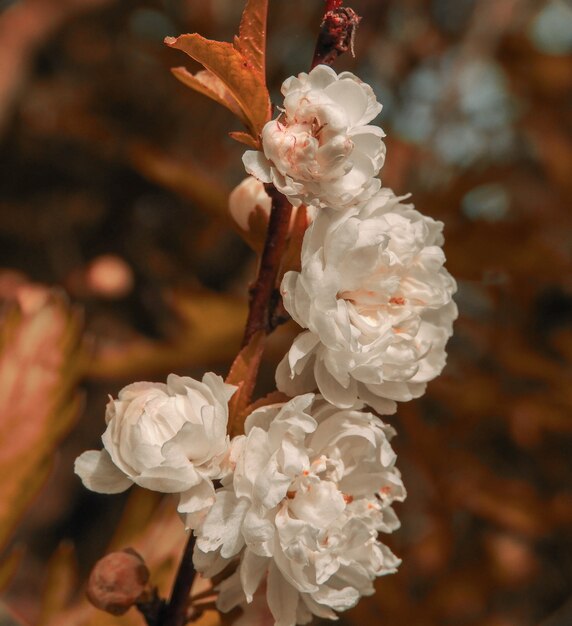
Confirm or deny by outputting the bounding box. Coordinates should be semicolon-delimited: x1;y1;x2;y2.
1;0;571;625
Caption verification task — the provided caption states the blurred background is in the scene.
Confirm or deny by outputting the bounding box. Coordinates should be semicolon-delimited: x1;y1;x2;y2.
0;0;571;625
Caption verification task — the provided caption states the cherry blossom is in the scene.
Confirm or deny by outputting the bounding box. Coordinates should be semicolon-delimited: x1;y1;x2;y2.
243;65;385;210
276;188;458;414
193;395;405;626
75;373;236;527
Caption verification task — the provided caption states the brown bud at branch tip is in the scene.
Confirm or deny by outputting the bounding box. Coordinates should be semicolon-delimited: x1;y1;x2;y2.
86;548;150;616
311;6;362;69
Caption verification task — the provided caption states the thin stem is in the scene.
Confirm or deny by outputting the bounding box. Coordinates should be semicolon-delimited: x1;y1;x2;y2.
242;185;293;346
160;532;196;626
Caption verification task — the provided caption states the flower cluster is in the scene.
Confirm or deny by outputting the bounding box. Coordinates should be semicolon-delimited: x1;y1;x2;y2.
76;64;456;626
219;64;455;623
194;395;405;626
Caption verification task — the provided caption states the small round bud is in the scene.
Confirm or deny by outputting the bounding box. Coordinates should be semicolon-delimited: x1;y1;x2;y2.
86;548;150;615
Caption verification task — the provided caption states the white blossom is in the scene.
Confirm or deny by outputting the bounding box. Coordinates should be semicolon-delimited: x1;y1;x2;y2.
243;65;385;210
275;188;458;414
193;395;405;626
75;373;236;527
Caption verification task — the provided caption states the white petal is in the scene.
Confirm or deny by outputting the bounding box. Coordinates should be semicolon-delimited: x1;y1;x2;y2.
74;450;132;494
289;481;345;527
196;491;249;558
240;549;268;602
242;508;275;556
243;150;272;183
177;480;215;514
311;585;360;611
193;545;230;578
324;78;368;127
301;593;337;620
267;561;299;626
135;464;198;493
216;571;245;613
314;357;357;409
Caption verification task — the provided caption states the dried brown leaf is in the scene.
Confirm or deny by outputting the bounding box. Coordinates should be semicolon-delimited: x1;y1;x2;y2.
0;293;83;554
281;205;311;275
242;390;290;416
165;0;271;147
228;131;260;149
234;204;270;253
170;68;246;126
165;34;270;144
0;548;23;593
38;542;77;626
234;0;269;76
0;601;27;626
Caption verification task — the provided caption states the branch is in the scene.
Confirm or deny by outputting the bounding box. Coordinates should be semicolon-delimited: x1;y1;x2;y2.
160;532;196;626
242;185;293;346
311;3;362;69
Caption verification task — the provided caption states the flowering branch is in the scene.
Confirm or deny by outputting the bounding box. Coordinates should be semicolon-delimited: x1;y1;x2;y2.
74;1;458;625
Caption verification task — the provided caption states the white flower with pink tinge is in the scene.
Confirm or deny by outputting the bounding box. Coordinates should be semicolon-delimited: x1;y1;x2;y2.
276;188;458;414
193;395;405;626
243;65;385;210
75;373;236;528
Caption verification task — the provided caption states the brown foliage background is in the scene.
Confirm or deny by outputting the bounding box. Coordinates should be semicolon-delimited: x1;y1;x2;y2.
0;0;571;625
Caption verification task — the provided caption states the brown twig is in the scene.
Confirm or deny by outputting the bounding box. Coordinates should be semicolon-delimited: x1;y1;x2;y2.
242;185;293;346
159;532;196;626
311;2;362;69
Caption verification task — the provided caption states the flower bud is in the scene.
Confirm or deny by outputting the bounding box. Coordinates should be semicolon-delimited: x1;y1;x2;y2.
86;549;150;615
228;176;316;255
228;176;272;231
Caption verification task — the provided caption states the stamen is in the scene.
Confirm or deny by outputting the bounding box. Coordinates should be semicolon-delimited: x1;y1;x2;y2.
389;296;406;305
